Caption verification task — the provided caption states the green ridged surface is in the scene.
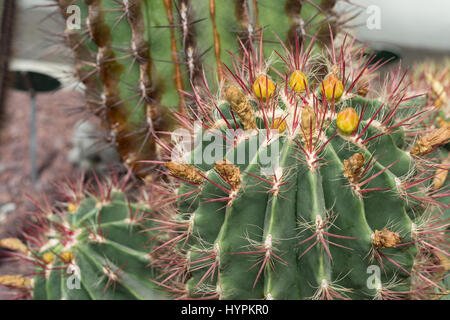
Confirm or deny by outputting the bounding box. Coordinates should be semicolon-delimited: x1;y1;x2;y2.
174;93;445;300
32;191;164;300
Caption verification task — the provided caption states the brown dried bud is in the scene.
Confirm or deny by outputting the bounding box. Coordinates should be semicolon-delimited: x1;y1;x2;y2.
343;153;365;184
356;82;369;97
225;85;257;130
300;105;316;147
0;238;29;255
214;159;241;191
425;73;447;108
433;154;449;190
356;69;374;97
410;127;450;157
372;229;402;248
165;162;204;184
435;251;450;271
0;275;32;289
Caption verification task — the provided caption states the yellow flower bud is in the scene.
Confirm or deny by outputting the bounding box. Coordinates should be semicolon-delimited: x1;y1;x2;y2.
272;117;287;133
61;251;74;263
289;70;308;93
336;107;359;135
43;252;55;264
252;74;275;99
67;203;78;213
320;73;344;101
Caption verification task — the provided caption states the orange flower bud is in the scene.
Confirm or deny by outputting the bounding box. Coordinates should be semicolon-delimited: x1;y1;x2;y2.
43;252;55;264
67;203;78;213
336;107;359;135
61;251;74;263
289;70;308;93
273;117;287;133
252;74;276;99
320;73;344;101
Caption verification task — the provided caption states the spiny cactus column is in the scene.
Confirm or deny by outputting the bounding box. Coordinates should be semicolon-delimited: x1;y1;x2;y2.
55;0;352;176
155;36;450;300
0;177;165;300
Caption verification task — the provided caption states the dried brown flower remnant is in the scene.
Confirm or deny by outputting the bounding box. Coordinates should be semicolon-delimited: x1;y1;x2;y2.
356;69;373;97
343;153;365;184
435;252;450;272
357;81;369;97
0;275;32;289
300;105;316;147
433;154;449;190
0;238;29;255
425;73;447;108
372;229;402;249
165;162;204;184
410;127;450;157
225;85;257;130
214;159;241;191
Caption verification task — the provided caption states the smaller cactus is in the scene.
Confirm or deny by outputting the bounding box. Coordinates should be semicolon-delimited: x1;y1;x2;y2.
0;174;165;300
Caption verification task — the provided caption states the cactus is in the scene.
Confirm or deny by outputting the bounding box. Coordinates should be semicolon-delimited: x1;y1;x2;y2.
152;35;450;300
0;174;166;300
1;34;449;300
54;0;354;176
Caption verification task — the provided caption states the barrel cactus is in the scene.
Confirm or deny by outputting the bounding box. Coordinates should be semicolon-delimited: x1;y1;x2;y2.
1;33;448;300
151;35;449;300
54;0;354;176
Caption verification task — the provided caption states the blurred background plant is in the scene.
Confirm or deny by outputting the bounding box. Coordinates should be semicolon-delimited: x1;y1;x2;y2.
0;0;122;235
0;1;122;298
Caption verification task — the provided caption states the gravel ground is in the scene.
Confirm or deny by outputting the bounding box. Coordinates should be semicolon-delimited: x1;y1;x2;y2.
0;88;84;217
